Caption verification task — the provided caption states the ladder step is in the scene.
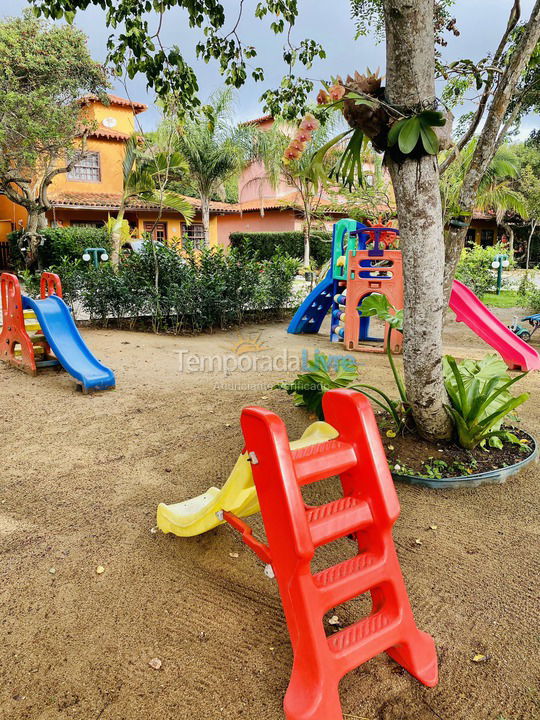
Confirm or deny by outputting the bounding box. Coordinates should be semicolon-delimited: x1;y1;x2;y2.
36;359;60;368
306;496;372;546
292;439;357;485
313;552;384;607
327;608;399;672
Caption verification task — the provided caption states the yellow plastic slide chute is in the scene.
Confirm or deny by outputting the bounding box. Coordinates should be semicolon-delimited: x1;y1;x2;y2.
156;421;338;537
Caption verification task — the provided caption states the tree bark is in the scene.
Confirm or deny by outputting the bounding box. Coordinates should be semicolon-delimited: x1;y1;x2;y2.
23;209;47;269
526;220;537;270
383;0;452;441
443;0;540;303
501;221;514;256
201;194;210;247
110;206;125;268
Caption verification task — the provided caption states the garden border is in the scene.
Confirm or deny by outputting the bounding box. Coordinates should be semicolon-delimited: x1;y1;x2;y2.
392;431;538;489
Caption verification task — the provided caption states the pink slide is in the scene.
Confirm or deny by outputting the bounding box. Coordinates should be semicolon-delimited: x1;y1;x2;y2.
449;279;540;371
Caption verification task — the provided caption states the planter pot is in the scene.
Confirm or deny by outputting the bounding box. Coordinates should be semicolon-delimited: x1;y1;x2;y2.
392;431;538;489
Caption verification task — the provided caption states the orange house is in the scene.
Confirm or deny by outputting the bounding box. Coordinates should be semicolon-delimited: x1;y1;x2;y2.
0;94;206;257
0;103;356;269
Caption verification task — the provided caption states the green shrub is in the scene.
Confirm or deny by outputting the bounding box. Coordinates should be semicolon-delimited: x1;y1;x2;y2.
229;231;332;266
456;243;508;296
29;242;298;333
9;226;110;269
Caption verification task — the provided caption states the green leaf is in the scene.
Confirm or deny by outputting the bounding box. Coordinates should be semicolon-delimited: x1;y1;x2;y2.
419;125;439;155
398;117;421;154
358;294;403;332
418;110;447;127
387;119;407;148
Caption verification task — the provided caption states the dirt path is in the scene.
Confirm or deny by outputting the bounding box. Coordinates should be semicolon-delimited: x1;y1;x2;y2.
0;310;539;720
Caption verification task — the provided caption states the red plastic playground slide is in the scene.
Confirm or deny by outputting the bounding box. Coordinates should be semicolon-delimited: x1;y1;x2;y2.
450;279;540;371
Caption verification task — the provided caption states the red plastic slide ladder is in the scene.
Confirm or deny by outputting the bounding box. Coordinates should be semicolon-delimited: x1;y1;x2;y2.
0;271;61;375
239;389;438;720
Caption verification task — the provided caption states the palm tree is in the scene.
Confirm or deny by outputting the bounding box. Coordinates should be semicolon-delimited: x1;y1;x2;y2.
164;89;252;247
109;135;195;266
441;141;528;231
252;117;341;267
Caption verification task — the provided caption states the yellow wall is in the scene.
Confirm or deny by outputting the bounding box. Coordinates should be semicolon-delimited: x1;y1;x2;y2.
51;137;125;196
209;217;219;247
0;195;28;242
85;103;136;135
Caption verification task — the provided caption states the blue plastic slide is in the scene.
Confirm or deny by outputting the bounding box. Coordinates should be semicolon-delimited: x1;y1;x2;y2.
22;294;115;392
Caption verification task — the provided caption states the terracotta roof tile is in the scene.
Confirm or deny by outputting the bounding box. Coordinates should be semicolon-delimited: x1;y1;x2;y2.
87;127;131;141
80;93;147;115
240;115;274;127
50;192;170;211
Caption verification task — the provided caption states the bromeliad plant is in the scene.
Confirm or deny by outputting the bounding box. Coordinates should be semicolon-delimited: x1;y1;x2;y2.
443;355;529;450
273;353;358;421
274;294;411;432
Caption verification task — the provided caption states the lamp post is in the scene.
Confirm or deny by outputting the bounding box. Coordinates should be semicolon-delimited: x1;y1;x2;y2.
491;253;510;295
82;248;109;269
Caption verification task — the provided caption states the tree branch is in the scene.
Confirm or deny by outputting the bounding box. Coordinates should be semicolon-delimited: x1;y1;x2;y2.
440;0;522;175
458;0;540;211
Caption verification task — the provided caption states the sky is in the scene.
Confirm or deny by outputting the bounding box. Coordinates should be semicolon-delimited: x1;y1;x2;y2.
1;0;538;137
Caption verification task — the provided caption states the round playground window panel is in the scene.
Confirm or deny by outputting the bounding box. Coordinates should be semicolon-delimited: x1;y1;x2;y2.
392;431;538;489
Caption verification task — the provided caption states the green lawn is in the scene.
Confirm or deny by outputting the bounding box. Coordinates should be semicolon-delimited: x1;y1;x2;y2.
481;290;521;308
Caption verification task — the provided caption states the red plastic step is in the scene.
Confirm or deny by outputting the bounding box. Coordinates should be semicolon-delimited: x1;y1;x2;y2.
313;551;384;609
306;496;372;546
328;607;400;675
292;439;357;485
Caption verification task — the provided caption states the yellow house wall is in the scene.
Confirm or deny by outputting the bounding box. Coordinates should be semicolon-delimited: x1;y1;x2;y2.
0;195;28;242
88;104;136;135
209;217;219;247
50;137;125;196
135;215;185;239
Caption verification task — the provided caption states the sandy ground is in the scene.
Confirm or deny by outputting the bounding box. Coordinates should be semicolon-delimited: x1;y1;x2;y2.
0;307;539;720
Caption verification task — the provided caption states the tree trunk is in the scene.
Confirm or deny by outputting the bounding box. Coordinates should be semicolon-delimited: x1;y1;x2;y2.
110;207;125;269
526;220;537;270
303;204;311;268
201;195;210;248
383;0;452;441
23;209;47;270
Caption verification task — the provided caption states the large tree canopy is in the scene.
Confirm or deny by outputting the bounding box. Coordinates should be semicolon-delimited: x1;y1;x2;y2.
0;11;108;266
30;0;327;119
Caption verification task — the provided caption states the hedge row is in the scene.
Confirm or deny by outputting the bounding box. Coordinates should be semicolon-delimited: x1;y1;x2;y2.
229;231;332;266
23;242;300;333
9;227;110;269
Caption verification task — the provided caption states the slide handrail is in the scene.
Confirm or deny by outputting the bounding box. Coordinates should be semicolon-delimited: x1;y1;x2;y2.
0;272;24;327
40;272;63;300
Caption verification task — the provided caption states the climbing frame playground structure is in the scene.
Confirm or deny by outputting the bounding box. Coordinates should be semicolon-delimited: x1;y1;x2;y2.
289;217;403;355
157;389;438;720
287;219;368;337
342;225;403;354
0;271;115;392
0;272;62;375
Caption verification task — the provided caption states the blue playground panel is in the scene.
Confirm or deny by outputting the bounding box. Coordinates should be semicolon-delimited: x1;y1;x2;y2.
288;218;378;343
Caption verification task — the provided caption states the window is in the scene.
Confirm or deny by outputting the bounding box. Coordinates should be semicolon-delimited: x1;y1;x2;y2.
181;223;205;249
144;222;168;243
68;152;101;182
480;229;495;248
465;229;476;247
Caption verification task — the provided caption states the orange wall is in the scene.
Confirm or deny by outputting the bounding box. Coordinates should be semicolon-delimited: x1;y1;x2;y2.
216;209;296;246
0;195;28;242
51;137;125;196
